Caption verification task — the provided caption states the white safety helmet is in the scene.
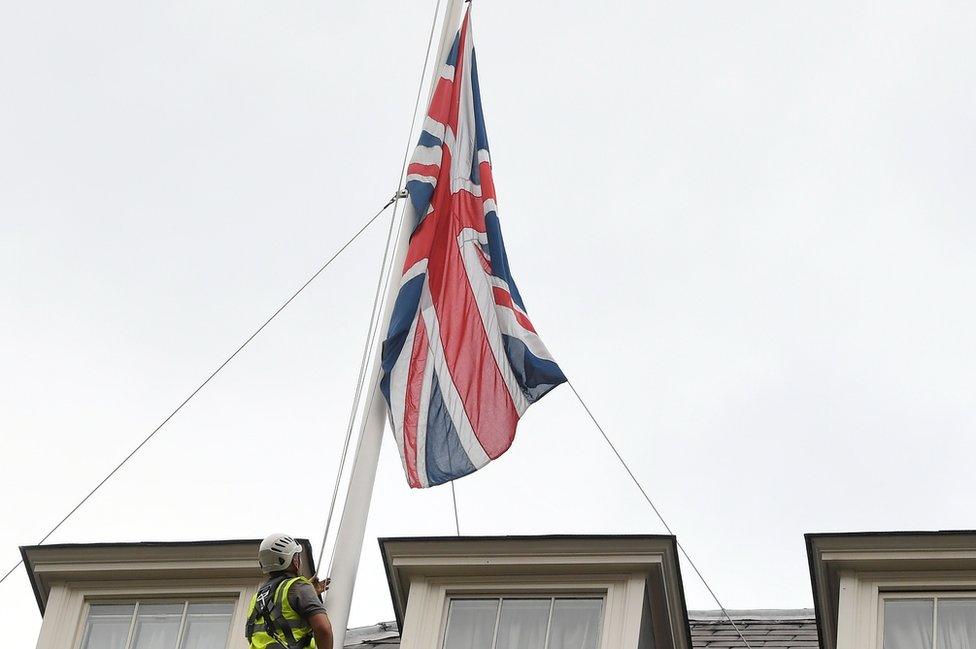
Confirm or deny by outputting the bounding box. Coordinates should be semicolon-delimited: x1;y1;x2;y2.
258;533;302;574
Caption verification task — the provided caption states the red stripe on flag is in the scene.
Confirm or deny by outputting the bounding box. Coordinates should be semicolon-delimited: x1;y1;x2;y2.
401;319;429;489
402;148;453;272
492;286;537;333
479;161;496;204
407;163;440;179
454;189;486;231
428;78;454;124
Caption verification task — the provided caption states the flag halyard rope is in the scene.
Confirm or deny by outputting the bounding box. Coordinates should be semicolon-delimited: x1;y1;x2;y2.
450;482;461;536
565;380;754;649
0;195;399;589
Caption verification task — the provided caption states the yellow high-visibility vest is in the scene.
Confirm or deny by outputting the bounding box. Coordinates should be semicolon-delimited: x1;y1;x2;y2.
245;576;316;649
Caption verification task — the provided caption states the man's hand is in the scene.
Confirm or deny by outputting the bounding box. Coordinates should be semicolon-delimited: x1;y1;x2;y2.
311;577;331;596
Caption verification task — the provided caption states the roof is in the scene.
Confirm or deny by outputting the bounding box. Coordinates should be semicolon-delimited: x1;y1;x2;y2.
689;610;819;648
344;622;400;648
343;611;821;649
20;538;316;615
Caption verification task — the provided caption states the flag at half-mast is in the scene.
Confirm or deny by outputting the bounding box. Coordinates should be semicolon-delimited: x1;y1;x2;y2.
380;7;566;488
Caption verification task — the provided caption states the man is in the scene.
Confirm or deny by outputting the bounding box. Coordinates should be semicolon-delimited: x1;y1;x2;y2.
245;533;334;649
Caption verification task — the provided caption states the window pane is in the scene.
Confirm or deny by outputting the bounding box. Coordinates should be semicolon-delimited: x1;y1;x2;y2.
186;603;234;616
131;604;183;649
180;607;233;649
548;599;603;649
90;604;136;617
81;617;132;649
495;599;550;649
937;599;976;649
138;604;184;615
443;599;499;649
884;599;934;649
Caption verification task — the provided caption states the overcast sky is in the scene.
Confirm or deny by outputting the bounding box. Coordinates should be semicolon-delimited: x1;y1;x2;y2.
3;0;976;640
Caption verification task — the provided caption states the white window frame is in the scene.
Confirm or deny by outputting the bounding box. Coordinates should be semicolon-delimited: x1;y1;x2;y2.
400;573;647;649
439;593;607;649
79;597;238;649
876;591;976;649
38;579;257;649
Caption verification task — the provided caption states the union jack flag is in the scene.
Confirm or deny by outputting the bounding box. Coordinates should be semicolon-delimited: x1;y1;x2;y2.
380;8;566;488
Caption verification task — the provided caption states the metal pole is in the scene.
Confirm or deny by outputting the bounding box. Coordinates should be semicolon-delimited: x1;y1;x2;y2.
323;5;465;646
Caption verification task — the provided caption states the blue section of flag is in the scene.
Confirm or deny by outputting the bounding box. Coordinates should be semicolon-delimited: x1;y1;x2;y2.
425;377;477;486
471;50;490;154
405;180;435;224
418;130;442;148
380;273;426;404
446;33;461;67
502;335;567;403
484;211;527;312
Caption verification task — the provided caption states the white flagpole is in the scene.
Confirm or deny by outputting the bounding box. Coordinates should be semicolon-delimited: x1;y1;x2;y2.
324;2;465;646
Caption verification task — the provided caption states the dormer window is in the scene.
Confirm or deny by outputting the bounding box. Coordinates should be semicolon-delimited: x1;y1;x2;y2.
380;535;692;649
443;597;604;649
21;539;316;649
807;532;976;649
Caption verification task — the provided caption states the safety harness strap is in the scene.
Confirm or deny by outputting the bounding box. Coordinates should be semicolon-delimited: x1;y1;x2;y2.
273;577;301;646
246;575;291;643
